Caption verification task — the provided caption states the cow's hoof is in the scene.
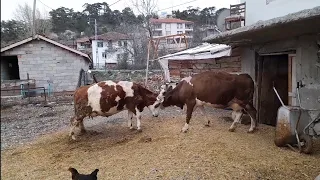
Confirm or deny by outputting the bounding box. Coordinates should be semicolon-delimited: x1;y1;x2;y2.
247;129;255;133
228;128;235;132
181;129;188;133
204;124;210;127
71;135;77;141
129;127;135;131
79;129;87;135
137;129;142;133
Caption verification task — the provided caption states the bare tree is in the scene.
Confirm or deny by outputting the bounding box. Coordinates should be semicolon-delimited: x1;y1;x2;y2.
131;0;158;39
13;2;52;37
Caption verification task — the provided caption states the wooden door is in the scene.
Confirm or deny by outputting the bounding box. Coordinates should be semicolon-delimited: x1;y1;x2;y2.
258;55;288;126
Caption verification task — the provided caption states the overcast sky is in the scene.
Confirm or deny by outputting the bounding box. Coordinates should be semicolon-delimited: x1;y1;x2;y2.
1;0;239;21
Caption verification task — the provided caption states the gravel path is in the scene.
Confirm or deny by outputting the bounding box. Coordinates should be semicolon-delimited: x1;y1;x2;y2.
1;103;231;151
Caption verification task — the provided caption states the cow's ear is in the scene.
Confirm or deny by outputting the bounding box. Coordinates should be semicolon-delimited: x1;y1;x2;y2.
90;169;99;176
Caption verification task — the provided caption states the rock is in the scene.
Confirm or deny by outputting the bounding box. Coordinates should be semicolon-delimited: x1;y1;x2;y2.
139;136;152;143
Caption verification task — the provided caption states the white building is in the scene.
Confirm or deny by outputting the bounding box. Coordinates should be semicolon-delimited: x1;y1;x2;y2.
241;0;320;25
150;18;194;51
82;32;134;69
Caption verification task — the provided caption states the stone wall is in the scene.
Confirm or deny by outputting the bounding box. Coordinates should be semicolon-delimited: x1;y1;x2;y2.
1;39;90;92
168;47;242;81
92;70;164;92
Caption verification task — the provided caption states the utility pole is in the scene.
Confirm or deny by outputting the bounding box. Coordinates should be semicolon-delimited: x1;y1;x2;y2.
32;0;36;37
95;19;98;69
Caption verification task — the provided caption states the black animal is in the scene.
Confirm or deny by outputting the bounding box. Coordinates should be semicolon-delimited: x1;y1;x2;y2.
68;167;99;180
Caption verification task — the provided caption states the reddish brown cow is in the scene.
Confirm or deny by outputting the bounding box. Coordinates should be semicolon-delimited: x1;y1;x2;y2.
157;71;257;133
69;80;162;140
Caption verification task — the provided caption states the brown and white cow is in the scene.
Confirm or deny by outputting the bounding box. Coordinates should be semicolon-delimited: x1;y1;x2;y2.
69;80;162;140
157;71;257;133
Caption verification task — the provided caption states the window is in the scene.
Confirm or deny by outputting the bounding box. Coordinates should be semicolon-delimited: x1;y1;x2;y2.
153;24;161;29
177;31;183;34
177;23;182;29
166;31;171;35
186;24;193;29
97;41;103;47
108;40;112;47
80;42;84;46
165;23;171;30
102;52;107;58
118;41;122;46
124;41;128;47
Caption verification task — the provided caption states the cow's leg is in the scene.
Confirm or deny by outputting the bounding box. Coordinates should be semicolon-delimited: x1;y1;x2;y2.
245;104;257;133
69;116;84;140
135;107;142;132
182;100;196;133
79;120;86;134
128;110;134;130
198;105;210;127
228;110;243;132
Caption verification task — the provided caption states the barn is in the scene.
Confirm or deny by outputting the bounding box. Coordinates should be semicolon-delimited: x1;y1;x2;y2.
203;6;320;126
1;34;92;96
157;43;241;82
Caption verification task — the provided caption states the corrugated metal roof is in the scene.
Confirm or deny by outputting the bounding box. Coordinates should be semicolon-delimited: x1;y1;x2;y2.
158;43;231;60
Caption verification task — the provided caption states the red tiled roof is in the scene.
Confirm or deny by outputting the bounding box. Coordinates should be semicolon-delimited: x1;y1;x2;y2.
90;32;132;41
76;37;90;43
150;18;194;24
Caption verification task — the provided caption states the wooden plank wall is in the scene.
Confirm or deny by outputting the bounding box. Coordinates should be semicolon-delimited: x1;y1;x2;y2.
168;47;242;81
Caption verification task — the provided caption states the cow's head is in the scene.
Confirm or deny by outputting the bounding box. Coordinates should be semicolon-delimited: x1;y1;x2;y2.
68;167;99;180
141;86;162;117
156;82;182;109
147;99;162;117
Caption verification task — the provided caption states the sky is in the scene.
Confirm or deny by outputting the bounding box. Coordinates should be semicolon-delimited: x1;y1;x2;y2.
1;0;240;21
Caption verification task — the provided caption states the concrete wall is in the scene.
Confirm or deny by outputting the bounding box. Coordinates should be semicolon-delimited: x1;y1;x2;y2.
240;0;320;25
91;39;134;68
240;34;320;109
1;40;90;92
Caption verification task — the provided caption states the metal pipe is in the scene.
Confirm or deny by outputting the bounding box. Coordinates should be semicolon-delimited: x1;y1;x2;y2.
273;87;285;107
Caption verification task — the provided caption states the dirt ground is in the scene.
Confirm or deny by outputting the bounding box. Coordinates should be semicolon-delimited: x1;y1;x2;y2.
1;104;320;180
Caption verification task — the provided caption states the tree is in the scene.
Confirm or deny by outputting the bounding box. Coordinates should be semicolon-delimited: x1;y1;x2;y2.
131;0;158;38
50;7;77;33
14;2;52;36
1;20;27;47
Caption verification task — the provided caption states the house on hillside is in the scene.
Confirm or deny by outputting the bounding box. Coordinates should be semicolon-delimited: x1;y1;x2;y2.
204;5;320;127
90;32;134;69
76;37;92;54
1;34;92;95
150;18;194;51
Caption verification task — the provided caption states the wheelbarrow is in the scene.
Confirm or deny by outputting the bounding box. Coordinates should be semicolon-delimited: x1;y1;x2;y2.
273;81;320;154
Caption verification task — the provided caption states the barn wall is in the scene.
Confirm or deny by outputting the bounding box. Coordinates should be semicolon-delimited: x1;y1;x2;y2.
168;47;242;81
1;40;90;92
240;34;320;110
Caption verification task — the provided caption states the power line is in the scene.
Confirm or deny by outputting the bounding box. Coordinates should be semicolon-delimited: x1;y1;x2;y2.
156;0;198;12
37;0;54;10
109;0;122;7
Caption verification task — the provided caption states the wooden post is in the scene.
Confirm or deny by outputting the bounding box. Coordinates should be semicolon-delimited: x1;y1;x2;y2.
145;40;151;86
